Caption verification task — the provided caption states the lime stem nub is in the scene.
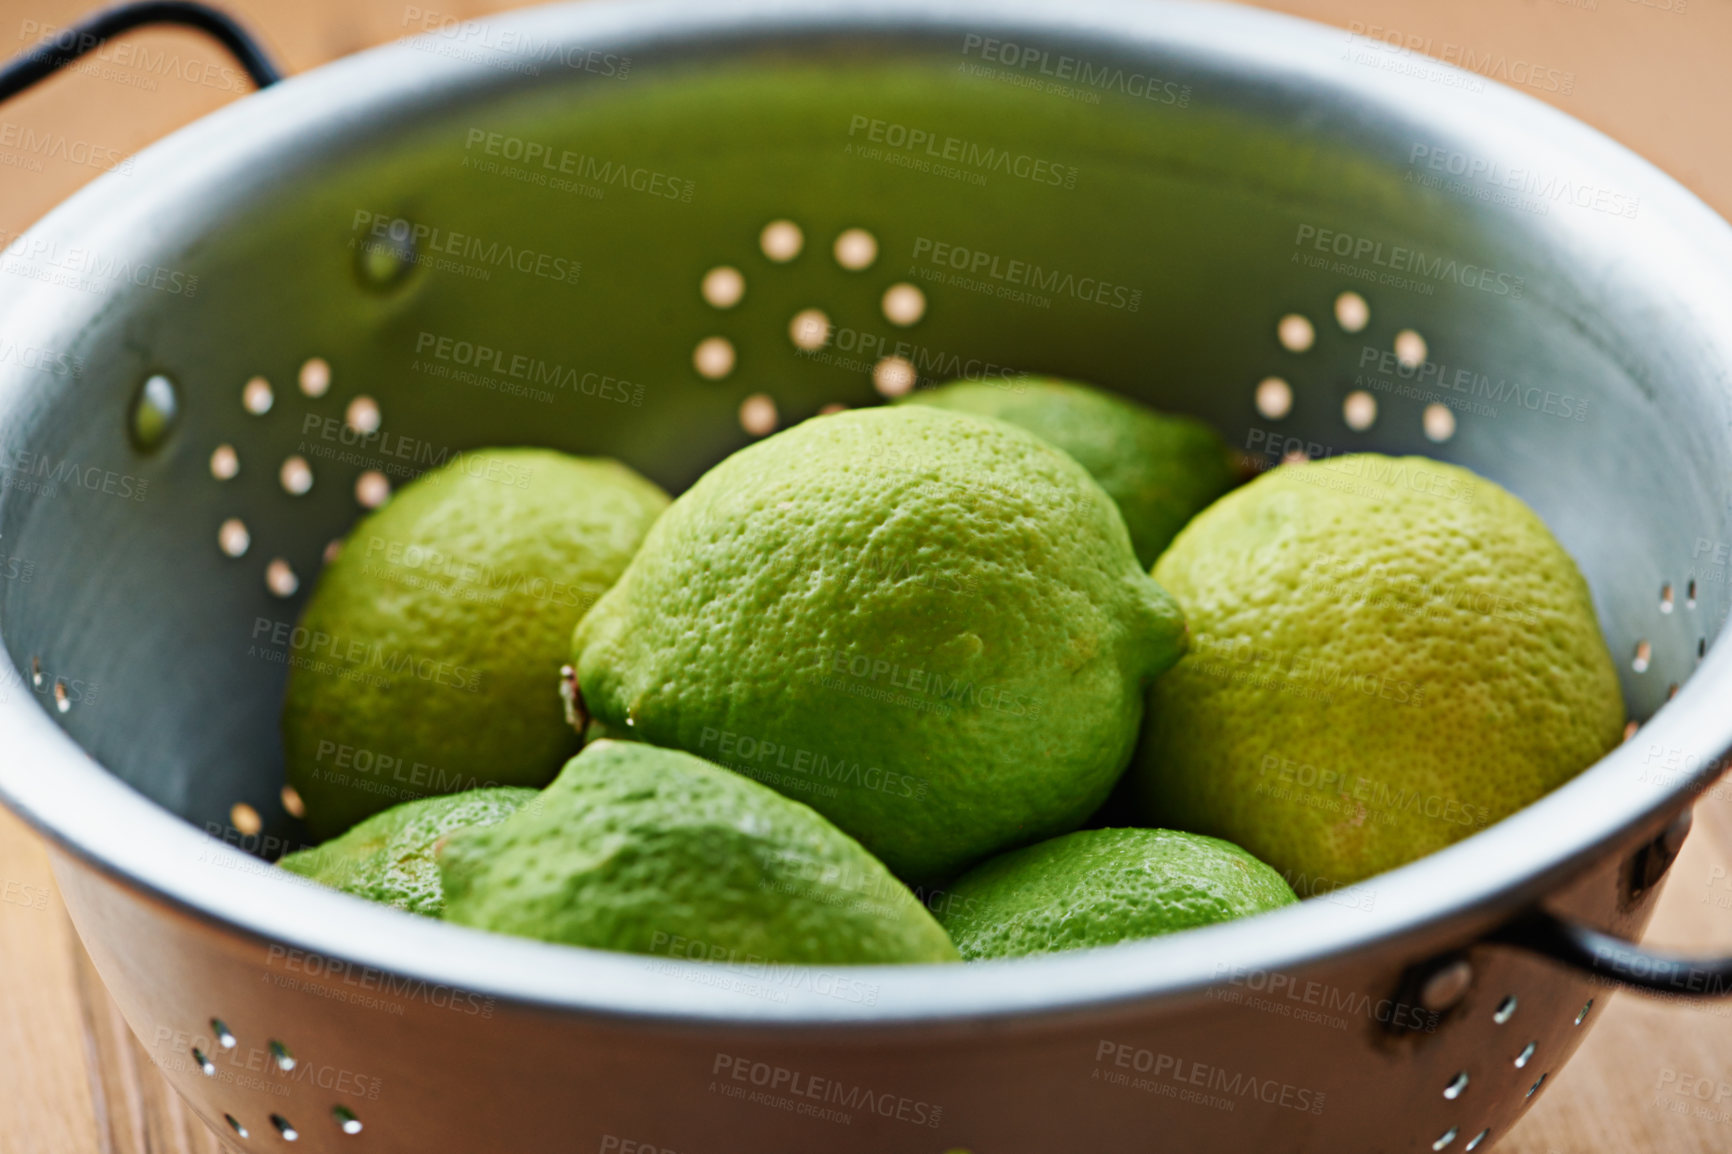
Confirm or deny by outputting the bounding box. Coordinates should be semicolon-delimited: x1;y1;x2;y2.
560;665;589;739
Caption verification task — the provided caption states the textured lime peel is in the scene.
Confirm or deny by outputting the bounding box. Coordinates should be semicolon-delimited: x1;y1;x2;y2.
939;827;1296;959
573;406;1187;882
900;376;1237;568
283;448;668;839
279;787;535;917
1133;453;1624;888
439;741;960;964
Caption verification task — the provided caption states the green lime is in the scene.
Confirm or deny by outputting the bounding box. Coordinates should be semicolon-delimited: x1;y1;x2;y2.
899;377;1237;567
938;827;1295;959
283;448;668;839
572;406;1188;882
438;740;960;964
278;787;535;917
1132;454;1625;888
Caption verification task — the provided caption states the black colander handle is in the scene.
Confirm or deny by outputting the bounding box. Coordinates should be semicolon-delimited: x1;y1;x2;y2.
1487;808;1732;997
0;1;281;103
1385;810;1723;1033
1490;909;1732;997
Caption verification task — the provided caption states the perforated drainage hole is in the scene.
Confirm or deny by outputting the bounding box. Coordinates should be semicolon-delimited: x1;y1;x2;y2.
266;559;300;598
1700;638;1708;659
29;656;40;688
130;374;179;449
230;803;262;836
1632;640;1651;674
873;356;916;398
279;455;314;496
1687;579;1697;608
242;377;273;415
1514;1041;1536;1069
272;1114;299;1141
210;444;240;480
692;337;735;380
882;283;926;327
1431;1126;1458;1151
1254;377;1292;420
281;785;306;819
1342;390;1376;431
1575;999;1593;1025
1423;402;1456;443
834;227;878;270
216;518;250;558
225;1115;248;1138
192;1047;215;1076
739;394;778;436
789;308;831;350
53;680;69;713
700;265;745;308
1443;1071;1468;1100
211;1018;236;1048
358;222;417;287
355;471;391;509
1395;328;1428;368
1527;1073;1547;1099
298;358;331;398
269;1040;296;1072
1334;291;1370;332
1493;996;1518;1024
1277;313;1314;352
344;396;381;436
1465;1129;1491;1151
760;219;803;262
333;1105;363;1135
1660;583;1675;613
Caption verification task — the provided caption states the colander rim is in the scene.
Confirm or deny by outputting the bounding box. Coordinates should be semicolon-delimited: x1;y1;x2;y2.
0;0;1729;1027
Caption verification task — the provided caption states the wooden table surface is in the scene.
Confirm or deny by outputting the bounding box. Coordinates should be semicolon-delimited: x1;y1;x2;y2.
3;1;1731;1151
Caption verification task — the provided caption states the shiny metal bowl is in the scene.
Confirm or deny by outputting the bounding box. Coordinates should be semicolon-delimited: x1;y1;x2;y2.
0;1;1729;1150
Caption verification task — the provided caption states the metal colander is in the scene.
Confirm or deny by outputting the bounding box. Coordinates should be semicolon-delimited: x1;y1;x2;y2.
2;1;1731;1151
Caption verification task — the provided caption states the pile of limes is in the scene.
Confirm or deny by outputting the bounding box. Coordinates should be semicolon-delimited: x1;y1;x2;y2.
279;378;1623;965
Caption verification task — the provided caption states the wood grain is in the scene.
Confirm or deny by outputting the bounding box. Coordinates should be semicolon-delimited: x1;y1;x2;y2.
0;804;102;1154
2;0;1731;1151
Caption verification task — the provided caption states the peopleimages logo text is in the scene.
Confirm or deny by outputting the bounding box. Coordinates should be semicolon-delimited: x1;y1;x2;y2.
960;35;1191;105
17;19;250;92
401;7;631;77
351;211;582;284
711;1054;943;1128
911;237;1142;311
413;332;643;405
1408;144;1640;220
1356;346;1588;422
1344;22;1575;95
0;121;132;174
1293;224;1524;299
463;129;694;202
250;616;483;693
847;115;1078;188
1094;1041;1326;1114
0;227;198;296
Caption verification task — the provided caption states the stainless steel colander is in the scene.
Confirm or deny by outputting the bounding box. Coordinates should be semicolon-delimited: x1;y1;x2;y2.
2;1;1731;1150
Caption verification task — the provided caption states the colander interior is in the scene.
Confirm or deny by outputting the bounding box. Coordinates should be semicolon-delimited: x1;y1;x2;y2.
0;6;1726;867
